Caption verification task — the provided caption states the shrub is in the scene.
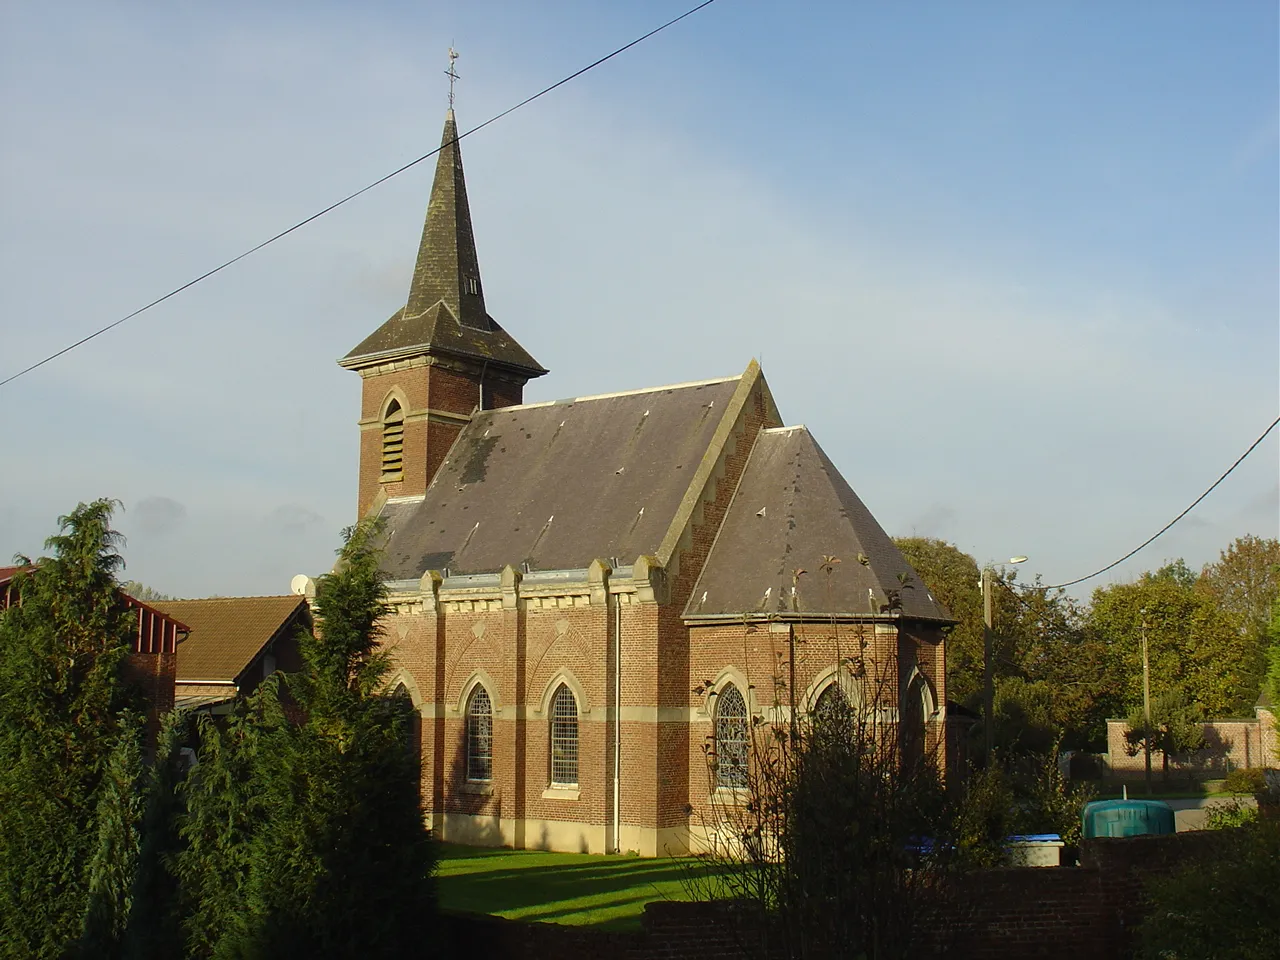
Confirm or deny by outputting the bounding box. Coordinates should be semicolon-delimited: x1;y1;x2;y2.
1223;766;1268;796
1135;820;1280;959
1203;798;1258;830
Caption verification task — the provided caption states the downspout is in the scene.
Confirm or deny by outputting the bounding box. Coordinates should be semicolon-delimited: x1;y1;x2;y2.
613;591;622;853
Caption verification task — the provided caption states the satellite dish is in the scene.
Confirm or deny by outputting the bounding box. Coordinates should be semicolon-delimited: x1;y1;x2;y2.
290;574;315;597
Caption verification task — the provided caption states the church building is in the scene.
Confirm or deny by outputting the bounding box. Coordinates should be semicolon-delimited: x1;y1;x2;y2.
336;109;953;856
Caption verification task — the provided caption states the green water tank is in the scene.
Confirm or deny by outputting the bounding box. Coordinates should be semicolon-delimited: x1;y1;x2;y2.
1081;799;1176;838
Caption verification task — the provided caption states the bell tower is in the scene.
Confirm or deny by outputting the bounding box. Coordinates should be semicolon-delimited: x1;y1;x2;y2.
339;106;546;517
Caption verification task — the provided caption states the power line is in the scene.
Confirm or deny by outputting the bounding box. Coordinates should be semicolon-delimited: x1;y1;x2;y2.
1041;414;1280;590
0;0;719;390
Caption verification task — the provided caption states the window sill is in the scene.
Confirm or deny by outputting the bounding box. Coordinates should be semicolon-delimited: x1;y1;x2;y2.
460;782;494;796
712;786;750;803
542;786;580;801
379;474;404;485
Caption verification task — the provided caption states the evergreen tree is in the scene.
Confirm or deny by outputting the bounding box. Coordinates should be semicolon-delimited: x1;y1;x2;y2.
79;712;147;958
177;520;437;958
0;500;141;958
121;709;193;960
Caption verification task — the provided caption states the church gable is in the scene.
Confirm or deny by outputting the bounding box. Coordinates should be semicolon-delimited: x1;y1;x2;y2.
378;367;767;578
685;425;951;622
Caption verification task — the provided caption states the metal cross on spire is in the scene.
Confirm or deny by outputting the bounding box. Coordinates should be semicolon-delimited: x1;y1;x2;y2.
446;47;460;109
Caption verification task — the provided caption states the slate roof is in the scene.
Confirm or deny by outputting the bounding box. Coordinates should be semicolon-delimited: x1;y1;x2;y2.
342;111;545;377
343;302;544;374
154;596;309;683
378;374;747;578
685;426;951;622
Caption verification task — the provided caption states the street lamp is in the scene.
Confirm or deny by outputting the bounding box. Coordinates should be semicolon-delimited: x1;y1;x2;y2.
983;556;1027;760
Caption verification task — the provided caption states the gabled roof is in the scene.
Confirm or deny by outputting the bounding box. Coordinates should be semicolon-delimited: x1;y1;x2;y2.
685;426;951;622
153;596;309;683
341;111;545;378
1;567;189;651
378;366;769;578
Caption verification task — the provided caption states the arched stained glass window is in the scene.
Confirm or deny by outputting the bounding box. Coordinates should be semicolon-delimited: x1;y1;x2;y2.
466;686;493;782
812;682;849;740
550;684;578;787
714;683;749;789
814;683;846;719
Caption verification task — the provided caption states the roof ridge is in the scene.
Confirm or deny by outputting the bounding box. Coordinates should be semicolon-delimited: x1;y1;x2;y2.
159;595;299;604
484;374;742;413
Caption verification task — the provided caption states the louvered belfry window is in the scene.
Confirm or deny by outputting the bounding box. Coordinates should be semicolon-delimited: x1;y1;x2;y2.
381;399;404;481
466;686;493;782
714;683;749;789
550;684;579;787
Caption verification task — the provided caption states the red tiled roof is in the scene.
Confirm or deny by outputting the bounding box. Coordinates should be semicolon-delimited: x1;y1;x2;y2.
154;596;309;683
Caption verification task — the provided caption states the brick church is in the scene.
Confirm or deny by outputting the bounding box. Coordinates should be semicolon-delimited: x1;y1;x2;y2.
334;109;952;856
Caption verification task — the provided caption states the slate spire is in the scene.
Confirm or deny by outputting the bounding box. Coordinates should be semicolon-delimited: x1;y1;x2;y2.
406;109;489;330
340;109;545;376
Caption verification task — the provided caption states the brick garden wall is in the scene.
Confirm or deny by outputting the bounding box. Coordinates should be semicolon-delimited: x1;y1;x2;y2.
441;831;1234;960
1106;710;1279;777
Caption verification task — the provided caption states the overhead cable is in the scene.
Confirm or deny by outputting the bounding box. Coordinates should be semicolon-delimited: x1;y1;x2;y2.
0;0;719;389
1040;414;1280;590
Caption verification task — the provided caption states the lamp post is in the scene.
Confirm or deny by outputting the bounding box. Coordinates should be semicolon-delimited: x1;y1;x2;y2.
983;556;1027;760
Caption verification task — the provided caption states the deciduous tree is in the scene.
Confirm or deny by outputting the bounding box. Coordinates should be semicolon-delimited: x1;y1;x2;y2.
893;538;983;702
1090;570;1254;717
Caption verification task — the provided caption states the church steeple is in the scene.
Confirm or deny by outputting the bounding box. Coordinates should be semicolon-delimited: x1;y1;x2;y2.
340;96;546;519
405;110;489;331
340;109;545;377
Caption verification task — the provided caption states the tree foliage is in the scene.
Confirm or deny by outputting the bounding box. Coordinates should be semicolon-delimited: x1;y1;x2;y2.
174;519;436;958
893;538;983;702
0;500;142;958
1198;535;1280;633
1089;569;1256;716
1135;820;1280;960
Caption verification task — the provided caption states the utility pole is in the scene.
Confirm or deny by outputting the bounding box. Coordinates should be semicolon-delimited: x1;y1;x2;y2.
980;558;1026;764
1141;610;1152;795
983;567;994;761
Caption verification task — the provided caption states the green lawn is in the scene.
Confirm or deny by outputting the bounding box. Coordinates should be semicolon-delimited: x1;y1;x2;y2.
436;842;725;932
1096;779;1235;800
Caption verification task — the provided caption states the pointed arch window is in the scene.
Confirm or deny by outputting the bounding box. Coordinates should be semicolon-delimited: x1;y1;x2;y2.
466;686;493;782
388;681;419;765
714;683;749;789
549;684;579;787
381;399;405;481
814;683;846;720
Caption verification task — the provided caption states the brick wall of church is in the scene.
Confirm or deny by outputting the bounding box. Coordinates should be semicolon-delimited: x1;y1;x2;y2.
654;383;779;831
376;375;947;856
358;369;431;513
357;364;526;515
389;598;681;850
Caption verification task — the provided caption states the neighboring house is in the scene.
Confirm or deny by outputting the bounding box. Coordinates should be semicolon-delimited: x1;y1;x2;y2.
327;107;955;858
152;596;311;712
0;564;188;739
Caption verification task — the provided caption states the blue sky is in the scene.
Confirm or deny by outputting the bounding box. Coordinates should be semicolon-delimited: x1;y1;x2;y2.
1;0;1276;599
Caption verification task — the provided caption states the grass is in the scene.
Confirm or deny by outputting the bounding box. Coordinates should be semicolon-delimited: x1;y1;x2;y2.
1095;779;1235;800
435;842;726;932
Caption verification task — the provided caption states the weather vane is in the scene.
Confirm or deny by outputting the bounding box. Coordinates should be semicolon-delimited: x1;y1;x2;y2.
446;47;460;109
